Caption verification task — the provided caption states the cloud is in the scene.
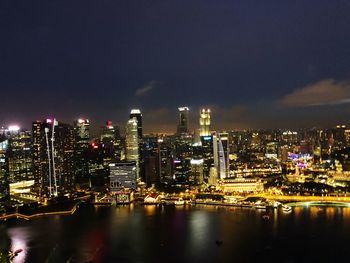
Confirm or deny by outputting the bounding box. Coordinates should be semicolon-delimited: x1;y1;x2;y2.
135;80;158;97
280;79;350;107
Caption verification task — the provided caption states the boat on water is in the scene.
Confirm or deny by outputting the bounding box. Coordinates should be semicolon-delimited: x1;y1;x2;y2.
175;198;185;206
254;204;267;210
162;200;175;205
282;204;292;213
254;200;267;210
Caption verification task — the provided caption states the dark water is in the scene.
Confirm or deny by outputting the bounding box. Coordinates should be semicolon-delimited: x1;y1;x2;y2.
1;204;350;263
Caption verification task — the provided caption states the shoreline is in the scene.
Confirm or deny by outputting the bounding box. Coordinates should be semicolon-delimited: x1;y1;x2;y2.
0;203;78;221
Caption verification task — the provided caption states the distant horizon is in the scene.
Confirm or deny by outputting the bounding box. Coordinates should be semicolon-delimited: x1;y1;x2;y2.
1;108;349;136
2;1;350;134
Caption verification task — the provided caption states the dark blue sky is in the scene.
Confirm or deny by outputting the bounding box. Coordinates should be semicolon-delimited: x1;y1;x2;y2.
1;0;350;132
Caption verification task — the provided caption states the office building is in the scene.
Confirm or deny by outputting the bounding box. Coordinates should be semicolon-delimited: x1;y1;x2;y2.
73;118;90;186
177;107;190;134
7;129;33;184
199;108;211;136
32;119;75;196
201;135;214;180
109;162;137;191
213;132;230;179
190;158;204;186
125;117;139;178
0;138;9;203
129;109;143;139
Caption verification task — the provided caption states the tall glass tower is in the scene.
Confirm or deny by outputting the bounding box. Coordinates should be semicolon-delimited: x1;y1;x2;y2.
130;109;142;139
199;108;211;136
125;117;139;178
73;118;90;185
177;107;190;134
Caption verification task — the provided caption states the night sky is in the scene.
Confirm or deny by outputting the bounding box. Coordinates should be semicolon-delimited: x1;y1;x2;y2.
1;1;350;133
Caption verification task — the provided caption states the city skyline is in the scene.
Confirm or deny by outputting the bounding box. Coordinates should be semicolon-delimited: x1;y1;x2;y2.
1;1;350;131
2;2;350;262
2;105;350;135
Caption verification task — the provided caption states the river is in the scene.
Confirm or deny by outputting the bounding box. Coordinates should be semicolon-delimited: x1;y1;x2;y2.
1;204;350;262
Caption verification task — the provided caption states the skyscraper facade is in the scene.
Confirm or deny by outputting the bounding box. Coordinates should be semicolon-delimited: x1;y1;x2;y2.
54;123;75;191
177;107;190;134
125;117;139;179
32;119;75;195
129;109;144;181
32;121;42;188
7;129;33;184
199;108;211;136
0;138;9;203
73;118;90;186
130;109;143;139
100;121;122;163
213;132;230;179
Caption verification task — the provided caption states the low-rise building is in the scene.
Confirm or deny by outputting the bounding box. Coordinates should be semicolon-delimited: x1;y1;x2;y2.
219;177;264;193
109;162;137;192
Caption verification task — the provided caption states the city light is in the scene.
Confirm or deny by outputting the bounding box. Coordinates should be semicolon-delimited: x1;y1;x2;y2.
8;125;20;131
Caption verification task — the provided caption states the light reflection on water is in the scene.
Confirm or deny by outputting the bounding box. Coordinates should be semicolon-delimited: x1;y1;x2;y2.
7;227;29;263
3;204;350;262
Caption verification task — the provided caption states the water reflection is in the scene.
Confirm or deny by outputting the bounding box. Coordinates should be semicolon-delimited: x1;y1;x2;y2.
189;210;210;252
143;205;157;216
7;227;29;263
3;204;350;262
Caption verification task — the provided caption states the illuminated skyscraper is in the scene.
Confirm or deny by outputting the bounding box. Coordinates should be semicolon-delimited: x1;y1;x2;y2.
125;117;139;178
213;132;230;179
0;138;9;203
32;121;42;187
100;121;122;162
7;129;33;184
130;109;143;139
129;109;144;181
73;118;90;186
201;135;214;180
32;119;74;195
54;123;74;191
200;109;211;136
177;107;190;134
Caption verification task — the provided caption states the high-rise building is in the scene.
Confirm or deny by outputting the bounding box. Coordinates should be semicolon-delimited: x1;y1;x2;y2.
87;140;108;189
157;137;174;184
100;121;122;163
190;158;204;185
125;118;139;178
7;129;33;184
143;136;161;186
32;119;58;195
200;108;211;136
0;138;9;203
32;121;42;187
173;159;190;184
32;119;75;196
54;123;75;191
213;132;230;179
129;109;145;181
177;107;190;134
130;109;143;139
201;135;214;180
73;118;90;186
